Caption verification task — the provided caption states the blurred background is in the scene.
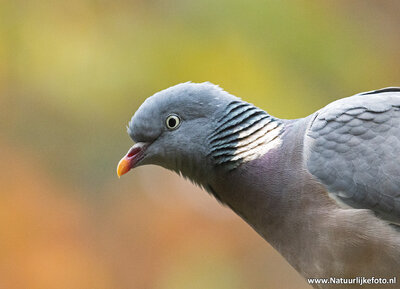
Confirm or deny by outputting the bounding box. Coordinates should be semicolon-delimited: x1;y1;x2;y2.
1;1;400;288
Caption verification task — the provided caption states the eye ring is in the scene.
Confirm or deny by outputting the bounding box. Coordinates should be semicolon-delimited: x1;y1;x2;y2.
165;114;181;130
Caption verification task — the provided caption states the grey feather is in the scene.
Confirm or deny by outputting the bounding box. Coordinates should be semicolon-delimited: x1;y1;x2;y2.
305;90;400;223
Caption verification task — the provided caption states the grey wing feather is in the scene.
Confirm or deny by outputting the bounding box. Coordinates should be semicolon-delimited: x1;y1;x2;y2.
304;88;400;224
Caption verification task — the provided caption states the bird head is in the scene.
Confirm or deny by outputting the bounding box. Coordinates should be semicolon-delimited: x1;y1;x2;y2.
117;82;241;185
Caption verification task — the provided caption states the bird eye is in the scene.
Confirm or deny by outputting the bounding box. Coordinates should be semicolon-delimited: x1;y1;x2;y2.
165;114;181;130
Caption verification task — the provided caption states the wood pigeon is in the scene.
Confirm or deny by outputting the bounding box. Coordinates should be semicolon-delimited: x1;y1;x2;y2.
117;82;400;288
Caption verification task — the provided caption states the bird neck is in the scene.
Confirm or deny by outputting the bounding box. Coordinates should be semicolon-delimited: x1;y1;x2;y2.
208;118;326;272
207;100;285;170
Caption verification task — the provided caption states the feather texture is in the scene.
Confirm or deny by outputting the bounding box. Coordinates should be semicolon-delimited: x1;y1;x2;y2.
208;101;284;169
305;90;400;224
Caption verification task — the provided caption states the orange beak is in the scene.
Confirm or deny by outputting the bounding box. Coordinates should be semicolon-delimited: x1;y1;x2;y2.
117;143;147;177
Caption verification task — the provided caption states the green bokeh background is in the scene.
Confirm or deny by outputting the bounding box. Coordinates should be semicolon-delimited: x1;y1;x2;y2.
1;1;399;288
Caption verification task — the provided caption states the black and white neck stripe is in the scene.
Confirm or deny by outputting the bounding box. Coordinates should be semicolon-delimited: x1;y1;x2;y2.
208;100;284;169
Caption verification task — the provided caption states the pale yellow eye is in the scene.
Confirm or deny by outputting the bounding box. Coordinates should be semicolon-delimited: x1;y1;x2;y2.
165;114;181;130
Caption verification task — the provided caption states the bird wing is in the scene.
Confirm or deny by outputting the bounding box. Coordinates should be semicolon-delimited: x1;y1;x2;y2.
304;88;400;224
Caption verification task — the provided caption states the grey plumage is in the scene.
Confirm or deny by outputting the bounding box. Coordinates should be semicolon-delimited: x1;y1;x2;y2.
305;90;400;224
119;82;400;288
